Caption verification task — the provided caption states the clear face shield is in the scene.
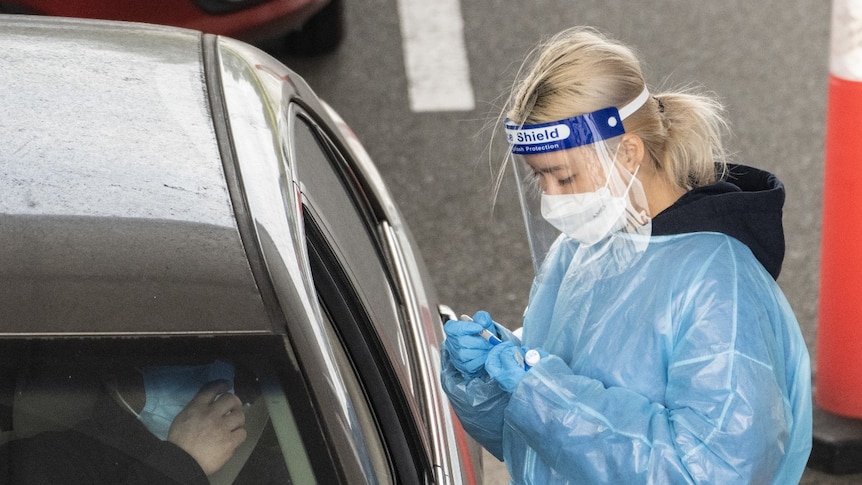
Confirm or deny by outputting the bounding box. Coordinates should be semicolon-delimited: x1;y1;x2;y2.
505;88;652;273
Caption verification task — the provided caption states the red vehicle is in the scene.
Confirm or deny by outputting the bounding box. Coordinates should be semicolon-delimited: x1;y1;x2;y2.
0;0;342;55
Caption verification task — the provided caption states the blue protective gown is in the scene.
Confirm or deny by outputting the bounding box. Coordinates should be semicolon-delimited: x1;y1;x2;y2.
442;165;812;484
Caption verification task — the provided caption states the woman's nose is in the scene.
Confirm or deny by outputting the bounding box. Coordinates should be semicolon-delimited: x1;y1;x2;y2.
543;184;564;196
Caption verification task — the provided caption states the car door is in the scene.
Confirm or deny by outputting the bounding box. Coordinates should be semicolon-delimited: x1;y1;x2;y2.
213;35;478;484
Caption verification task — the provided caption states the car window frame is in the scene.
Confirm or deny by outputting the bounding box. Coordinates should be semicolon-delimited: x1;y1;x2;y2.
205;35;363;483
290;111;435;484
208;32;445;482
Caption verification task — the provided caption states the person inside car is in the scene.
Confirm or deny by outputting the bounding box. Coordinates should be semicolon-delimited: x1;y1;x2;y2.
0;361;247;484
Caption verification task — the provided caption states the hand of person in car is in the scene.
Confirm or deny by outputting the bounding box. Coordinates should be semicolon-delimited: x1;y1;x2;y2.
167;380;248;476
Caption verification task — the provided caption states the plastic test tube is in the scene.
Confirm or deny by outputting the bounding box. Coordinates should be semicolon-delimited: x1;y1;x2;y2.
460;314;503;345
461;314;536;369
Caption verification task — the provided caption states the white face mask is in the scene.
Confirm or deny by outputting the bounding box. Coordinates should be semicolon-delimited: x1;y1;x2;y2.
541;187;626;246
540;166;640;246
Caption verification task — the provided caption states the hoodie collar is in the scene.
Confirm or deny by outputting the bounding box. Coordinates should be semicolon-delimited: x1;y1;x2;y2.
651;164;786;279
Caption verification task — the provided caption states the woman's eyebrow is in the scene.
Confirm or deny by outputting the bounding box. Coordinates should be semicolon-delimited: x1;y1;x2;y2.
537;165;569;174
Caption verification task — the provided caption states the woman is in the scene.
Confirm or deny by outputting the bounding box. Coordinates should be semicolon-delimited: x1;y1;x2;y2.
441;27;811;484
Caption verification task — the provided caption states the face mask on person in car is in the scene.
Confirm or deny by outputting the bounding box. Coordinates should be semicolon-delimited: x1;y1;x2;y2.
137;360;235;440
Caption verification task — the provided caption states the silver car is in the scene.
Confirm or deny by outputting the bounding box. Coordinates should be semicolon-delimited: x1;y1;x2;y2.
0;15;481;485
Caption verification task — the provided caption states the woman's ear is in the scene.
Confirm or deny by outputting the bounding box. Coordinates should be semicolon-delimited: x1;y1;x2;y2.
618;134;645;172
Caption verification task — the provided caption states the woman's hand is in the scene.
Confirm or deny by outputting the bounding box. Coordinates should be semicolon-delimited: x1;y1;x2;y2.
443;311;497;378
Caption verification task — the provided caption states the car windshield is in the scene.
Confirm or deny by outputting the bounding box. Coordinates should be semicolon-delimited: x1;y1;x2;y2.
0;335;324;484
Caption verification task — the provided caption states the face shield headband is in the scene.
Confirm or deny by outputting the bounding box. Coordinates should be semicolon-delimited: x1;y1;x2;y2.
503;87;650;154
505;87;652;274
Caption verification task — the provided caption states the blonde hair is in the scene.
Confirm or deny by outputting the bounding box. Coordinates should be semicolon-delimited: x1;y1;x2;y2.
501;27;729;191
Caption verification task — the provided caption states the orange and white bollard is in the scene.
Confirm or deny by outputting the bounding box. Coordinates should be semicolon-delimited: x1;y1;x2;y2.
817;0;862;418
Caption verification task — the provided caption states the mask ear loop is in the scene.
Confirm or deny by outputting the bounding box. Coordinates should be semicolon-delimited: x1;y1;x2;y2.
104;375;141;417
623;164;641;193
599;85;650;190
601;136;642;192
617;86;649;220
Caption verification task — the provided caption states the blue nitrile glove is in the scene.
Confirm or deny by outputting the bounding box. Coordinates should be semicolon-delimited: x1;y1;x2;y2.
443;311;497;378
485;342;547;393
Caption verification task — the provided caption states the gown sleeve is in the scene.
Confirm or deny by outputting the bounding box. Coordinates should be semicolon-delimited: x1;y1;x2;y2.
440;322;523;460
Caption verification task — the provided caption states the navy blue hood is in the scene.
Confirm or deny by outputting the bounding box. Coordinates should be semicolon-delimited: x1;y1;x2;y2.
651;164;786;280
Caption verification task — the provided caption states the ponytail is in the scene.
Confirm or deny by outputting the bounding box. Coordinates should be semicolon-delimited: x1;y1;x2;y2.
645;90;729;189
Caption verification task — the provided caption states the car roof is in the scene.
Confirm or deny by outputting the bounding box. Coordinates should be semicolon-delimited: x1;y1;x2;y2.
0;16;271;335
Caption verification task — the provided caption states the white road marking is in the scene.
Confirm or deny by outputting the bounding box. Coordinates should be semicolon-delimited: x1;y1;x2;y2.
396;0;476;112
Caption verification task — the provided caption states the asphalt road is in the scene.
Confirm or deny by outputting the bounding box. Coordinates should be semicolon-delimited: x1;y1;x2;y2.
270;1;858;482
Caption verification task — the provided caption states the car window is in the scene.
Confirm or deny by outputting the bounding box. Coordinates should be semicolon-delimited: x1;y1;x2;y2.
213;42;427;483
307;214;432;484
293;114;432;483
291;117;419;403
0;336;338;484
316;301;395;484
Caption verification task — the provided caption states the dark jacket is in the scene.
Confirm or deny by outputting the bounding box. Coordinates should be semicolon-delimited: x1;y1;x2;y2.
0;395;207;485
651;164;786;280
